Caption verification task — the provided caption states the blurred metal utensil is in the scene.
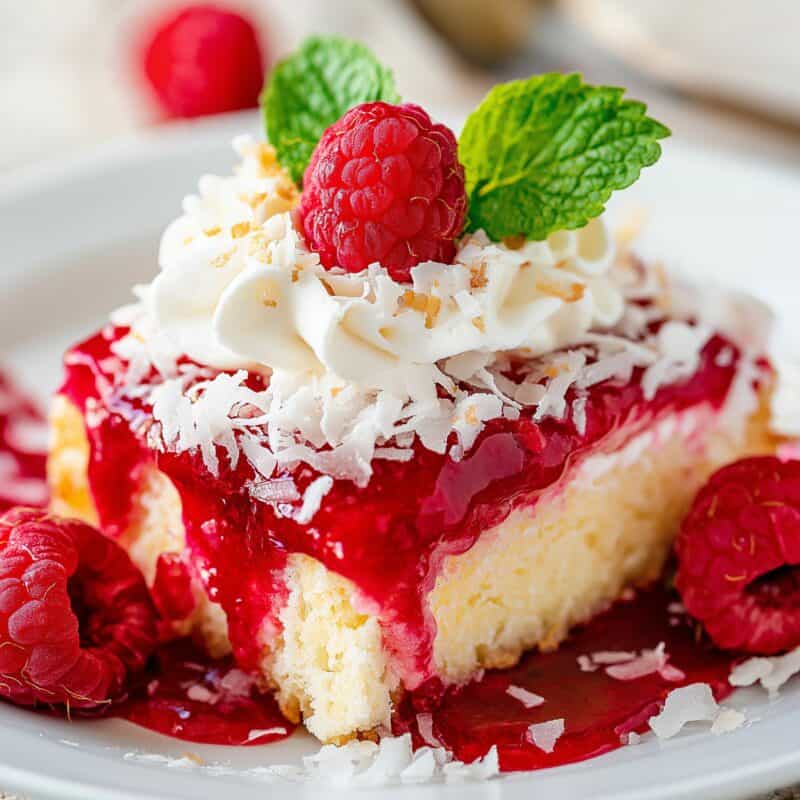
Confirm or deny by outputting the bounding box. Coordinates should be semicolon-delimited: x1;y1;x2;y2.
410;0;541;65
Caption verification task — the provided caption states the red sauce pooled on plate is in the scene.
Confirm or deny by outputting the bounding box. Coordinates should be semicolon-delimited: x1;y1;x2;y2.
0;371;48;512
394;583;736;771
118;639;295;746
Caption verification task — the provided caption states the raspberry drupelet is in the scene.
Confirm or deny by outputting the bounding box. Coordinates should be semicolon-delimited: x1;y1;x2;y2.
676;456;800;655
299;102;468;281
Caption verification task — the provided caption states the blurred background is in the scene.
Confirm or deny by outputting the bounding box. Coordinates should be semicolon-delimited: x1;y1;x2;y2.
1;0;799;174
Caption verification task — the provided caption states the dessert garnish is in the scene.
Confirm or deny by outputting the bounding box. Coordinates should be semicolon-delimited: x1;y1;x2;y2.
0;507;157;709
299;101;467;279
265;36;669;269
263;36;400;184
676;455;800;654
459;73;670;241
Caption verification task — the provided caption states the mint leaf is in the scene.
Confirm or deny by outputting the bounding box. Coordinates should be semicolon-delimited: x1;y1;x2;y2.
261;36;400;184
458;73;670;241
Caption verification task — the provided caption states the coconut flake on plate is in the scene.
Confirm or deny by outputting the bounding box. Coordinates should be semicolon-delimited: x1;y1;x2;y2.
245;727;289;742
400;747;442;783
185;684;218;704
587;650;637;665
441;746;499;783
597;643;685;682
416;712;444;748
729;646;800;697
648;683;719;739
352;734;414;786
526;719;565;753
710;708;746;735
577;654;598;672
506;685;545;708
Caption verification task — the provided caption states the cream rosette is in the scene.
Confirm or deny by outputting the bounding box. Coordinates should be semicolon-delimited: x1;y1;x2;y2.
151;207;623;392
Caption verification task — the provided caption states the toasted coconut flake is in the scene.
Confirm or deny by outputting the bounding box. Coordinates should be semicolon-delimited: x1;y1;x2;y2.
536;275;585;302
231;221;251;239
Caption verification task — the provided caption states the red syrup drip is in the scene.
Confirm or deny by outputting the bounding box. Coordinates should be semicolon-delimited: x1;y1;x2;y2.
0;368;293;747
394;583;737;772
0;370;48;512
115;638;295;746
59;326;751;688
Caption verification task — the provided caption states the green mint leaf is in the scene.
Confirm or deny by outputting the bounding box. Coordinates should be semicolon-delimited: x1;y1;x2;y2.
261;36;401;184
458;73;670;241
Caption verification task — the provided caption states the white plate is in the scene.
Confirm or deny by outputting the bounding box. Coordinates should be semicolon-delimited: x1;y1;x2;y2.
561;0;800;124
2;111;800;800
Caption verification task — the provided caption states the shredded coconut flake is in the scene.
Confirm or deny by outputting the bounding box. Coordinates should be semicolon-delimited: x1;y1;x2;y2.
400;748;440;783
648;683;719;739
729;647;800;697
185;685;218;704
246;727;288;742
110;246;766;507
416;712;444;748
577;654;598;672
441;746;499;783
506;685;545;708
295;475;334;524
588;650;637;665
526;718;565;753
710;708;746;735
604;643;685;682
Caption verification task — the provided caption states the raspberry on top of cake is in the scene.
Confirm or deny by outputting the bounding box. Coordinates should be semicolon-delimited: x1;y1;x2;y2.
49;36;781;743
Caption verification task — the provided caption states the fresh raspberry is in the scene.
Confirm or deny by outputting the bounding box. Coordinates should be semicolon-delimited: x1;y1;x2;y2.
140;4;265;119
299;102;467;281
0;508;157;709
675;456;800;654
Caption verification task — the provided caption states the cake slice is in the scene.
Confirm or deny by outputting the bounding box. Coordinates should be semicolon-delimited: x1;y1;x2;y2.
48;50;781;744
50;320;776;742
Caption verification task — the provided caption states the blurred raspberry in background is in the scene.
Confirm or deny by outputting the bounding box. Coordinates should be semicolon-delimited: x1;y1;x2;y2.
140;3;266;119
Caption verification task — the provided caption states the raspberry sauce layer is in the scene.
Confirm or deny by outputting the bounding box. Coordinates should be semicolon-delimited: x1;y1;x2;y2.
0;361;744;763
118;638;295;746
394;582;736;771
0;371;48;512
59;326;750;686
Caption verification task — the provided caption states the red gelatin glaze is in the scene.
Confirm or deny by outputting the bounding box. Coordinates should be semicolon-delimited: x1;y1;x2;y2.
0;358;744;762
59;326;749;686
0;371;48;512
394;583;736;771
118;639;295;746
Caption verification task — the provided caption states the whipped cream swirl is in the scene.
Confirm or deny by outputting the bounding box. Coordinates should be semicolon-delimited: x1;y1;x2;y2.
149;137;625;393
